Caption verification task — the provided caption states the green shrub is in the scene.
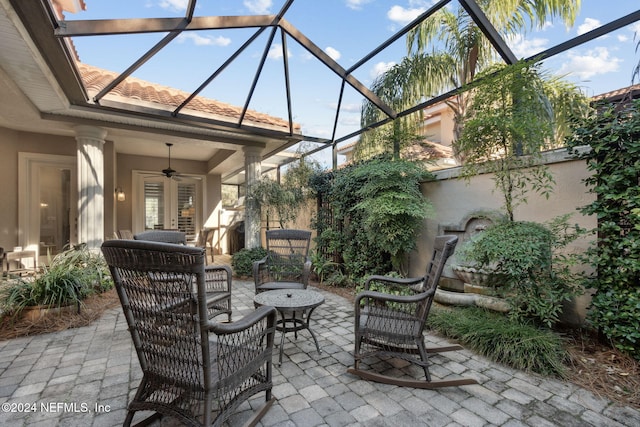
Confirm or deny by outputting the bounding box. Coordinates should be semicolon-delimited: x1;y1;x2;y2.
231;247;268;277
429;306;568;377
310;156;434;279
588;288;640;360
457;218;585;327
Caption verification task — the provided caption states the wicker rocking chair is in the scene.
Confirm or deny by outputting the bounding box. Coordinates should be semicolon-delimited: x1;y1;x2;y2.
348;235;478;389
133;229;187;244
253;229;312;293
134;232;231;321
101;240;277;427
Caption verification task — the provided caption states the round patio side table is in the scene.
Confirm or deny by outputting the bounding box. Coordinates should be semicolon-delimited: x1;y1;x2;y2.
253;289;325;365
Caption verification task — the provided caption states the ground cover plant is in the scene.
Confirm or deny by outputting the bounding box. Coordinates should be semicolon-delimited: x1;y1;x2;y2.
428;305;567;377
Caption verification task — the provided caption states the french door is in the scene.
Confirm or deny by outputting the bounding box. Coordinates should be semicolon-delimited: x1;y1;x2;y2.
18;153;77;258
133;172;203;239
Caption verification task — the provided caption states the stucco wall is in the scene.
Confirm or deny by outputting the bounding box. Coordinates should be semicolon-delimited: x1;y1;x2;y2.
412;149;597;324
0;126;223;253
0;128;77;250
114;153;223;246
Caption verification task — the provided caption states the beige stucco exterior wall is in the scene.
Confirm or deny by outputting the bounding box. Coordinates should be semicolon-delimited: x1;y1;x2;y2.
411;149;597;324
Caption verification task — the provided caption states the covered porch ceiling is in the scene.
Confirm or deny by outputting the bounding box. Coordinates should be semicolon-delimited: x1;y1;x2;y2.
1;0;639;185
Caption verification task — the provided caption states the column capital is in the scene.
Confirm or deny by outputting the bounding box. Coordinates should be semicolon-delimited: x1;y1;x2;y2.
74;125;107;142
242;145;263;156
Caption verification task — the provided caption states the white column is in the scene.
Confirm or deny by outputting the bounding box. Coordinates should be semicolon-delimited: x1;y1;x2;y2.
75;125;107;249
243;145;262;249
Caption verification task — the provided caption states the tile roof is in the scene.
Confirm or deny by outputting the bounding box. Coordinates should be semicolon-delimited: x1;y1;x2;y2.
77;62;298;132
403;140;453;161
592;83;640;102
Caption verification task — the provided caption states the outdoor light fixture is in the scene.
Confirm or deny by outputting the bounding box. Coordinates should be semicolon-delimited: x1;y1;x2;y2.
115;187;125;202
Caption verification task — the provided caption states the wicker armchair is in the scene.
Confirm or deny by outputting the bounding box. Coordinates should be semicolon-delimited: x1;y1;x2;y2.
101;240;277;427
194;228;215;264
134;232;231;321
253;229;312;293
116;229;134;239
348;235;477;389
134;230;186;244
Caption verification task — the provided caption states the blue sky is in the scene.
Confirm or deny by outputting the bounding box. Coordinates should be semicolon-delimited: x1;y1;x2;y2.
66;0;640;161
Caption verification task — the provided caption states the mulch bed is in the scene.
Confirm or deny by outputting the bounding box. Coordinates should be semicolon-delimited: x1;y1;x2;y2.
0;288;120;340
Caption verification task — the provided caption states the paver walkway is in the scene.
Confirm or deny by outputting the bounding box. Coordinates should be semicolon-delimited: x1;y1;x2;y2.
0;279;638;427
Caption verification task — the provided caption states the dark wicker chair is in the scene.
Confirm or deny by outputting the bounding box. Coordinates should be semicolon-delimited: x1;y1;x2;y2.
116;229;134;239
253;229;312;293
101;240;277;427
194;228;215;264
348;235;477;389
134;232;231;321
134;230;186;244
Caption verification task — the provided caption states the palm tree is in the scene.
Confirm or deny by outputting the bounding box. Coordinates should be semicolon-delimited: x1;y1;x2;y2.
359;0;583;159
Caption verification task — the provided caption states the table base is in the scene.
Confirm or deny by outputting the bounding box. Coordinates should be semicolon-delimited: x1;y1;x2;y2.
274;308;321;365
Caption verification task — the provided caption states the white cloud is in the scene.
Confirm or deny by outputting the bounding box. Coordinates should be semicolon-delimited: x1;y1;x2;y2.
387;5;426;26
558;47;621;80
340;114;361;127
346;0;373;10
341;103;361;113
577;18;601;35
300;51;314;62
630;22;640;35
178;33;231;46
370;61;396;79
267;43;291;60
325;47;341;61
244;0;272;14
329;102;361;113
158;0;188;12
618;34;629;43
507;34;549;58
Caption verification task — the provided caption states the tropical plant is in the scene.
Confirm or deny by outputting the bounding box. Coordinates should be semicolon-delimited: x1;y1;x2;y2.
247;156;323;228
309;249;340;284
0;244;112;317
360;0;583;157
455;61;570;221
566;98;640;360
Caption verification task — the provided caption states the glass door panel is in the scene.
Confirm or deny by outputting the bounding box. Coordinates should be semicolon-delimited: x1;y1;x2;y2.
143;180;166;230
177;182;197;237
38;166;71;256
136;172;202;236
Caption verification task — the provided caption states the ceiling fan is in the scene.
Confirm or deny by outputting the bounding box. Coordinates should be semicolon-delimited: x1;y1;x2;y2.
161;143;180;179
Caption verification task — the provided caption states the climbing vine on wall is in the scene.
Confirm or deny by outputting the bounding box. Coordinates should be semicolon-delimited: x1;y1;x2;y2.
567;98;640;360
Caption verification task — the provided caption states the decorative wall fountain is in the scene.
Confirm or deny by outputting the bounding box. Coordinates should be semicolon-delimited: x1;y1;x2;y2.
436;211;510;313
